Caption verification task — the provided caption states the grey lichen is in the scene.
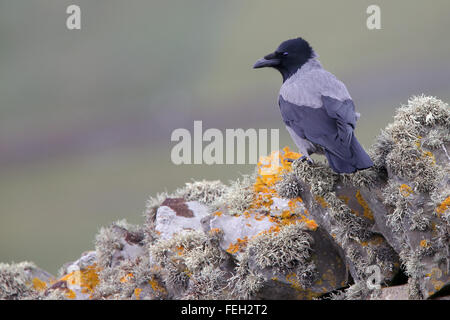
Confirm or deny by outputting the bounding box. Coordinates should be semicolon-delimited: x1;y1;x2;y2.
0;262;40;300
247;222;314;276
148;229;231;299
275;170;303;199
229;222;317;299
3;94;449;301
219;173;256;215
176;180;228;205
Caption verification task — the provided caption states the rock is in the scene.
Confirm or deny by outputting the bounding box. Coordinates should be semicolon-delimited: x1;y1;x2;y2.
206;211;276;254
46;251;99;300
361;95;450;299
0;262;54;299
2;95;449;300
155;198;210;239
372;284;409;300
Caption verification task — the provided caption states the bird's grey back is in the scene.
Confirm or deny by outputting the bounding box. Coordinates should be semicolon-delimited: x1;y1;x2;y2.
279;58;352;108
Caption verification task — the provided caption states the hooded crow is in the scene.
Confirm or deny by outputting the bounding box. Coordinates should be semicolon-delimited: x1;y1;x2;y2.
253;37;373;174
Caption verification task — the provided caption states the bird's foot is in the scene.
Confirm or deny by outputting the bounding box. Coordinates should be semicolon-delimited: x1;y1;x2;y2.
299;155;314;165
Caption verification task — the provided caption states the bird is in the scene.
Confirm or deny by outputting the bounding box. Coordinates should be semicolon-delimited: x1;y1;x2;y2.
253;37;373;174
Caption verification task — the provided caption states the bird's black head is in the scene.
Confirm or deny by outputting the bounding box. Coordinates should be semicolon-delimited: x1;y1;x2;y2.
253;37;314;82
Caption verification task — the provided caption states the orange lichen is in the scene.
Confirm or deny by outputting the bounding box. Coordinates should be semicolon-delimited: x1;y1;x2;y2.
436;196;450;215
226;237;249;254
304;219;318;231
120;273;134;283
420;239;430;248
360;235;384;248
399;184;414;197
355;190;374;220
209;228;222;234
286;273;302;291
149;276;167;294
175;245;185;256
134;288;143;300
422;151;436;164
256;147;301;192
416;136;436;165
338;195;350;205
65;289;76;299
213;211;223;216
314;196;329;208
59;264;100;297
32;278;47;291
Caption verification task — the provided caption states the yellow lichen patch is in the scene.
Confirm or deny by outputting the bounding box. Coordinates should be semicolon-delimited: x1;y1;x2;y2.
303;218;318;231
175;245;185;256
209;228;222;235
415;136;422;148
338;195;350;205
256;147;301;192
120;273;134;283
314;196;329;208
285;273;303;291
59;264;100;296
399;184;414;197
355;190;374;220
422;151;436;164
226;237;249;254
149;276;167;294
32;278;47;291
288;198;303;210
213;211;222;216
65;289;76;299
134;288;143;300
360;235;384;248
436;196;450;215
416;136;436;165
420;239;430;248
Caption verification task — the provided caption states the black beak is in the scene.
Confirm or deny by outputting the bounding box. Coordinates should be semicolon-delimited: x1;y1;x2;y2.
253;52;280;69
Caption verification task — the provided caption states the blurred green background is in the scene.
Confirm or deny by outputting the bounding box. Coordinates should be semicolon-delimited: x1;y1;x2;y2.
1;0;449;274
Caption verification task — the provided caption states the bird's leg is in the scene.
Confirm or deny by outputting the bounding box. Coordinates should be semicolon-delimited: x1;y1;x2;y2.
285;153;314;164
299;155;314;164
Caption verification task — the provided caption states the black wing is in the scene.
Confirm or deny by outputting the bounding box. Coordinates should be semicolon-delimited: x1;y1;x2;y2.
279;95;357;160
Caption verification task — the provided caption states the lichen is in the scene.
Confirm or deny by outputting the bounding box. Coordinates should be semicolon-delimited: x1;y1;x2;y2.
0;262;41;300
176;180;228;206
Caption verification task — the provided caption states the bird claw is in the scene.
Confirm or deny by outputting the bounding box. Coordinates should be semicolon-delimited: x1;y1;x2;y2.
299;155;314;165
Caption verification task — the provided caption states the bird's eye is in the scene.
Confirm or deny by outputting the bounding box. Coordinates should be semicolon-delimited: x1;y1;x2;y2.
282;52;289;56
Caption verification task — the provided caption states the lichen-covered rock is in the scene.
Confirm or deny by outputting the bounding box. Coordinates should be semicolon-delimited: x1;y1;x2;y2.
0;261;54;299
155;198;210;239
363;95;450;299
232;223;348;300
1;95;449;300
46;251;100;300
287;157;401;287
